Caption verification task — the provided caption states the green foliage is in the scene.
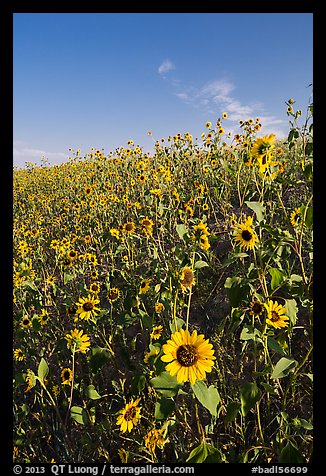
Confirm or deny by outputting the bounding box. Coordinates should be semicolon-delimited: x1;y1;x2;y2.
13;94;313;464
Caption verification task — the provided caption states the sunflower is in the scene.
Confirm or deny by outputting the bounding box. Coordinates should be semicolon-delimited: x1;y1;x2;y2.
39;309;50;325
161;328;216;385
141;217;154;228
109;228;120;239
222;112;228;119
13;348;25;361
65;328;91;353
150;325;163;340
179;267;195;291
67;249;78;261
290;207;302;228
251;134;276;173
61;367;73;385
198;234;210;251
89;282;101;295
122;222;135;235
155;302;164;313
75;295;100;321
139;278;150;295
193;221;210;237
45;275;56;286
25;369;36;393
107;287;120;302
90;270;98;280
249;299;264;317
116;397;142;433
20;316;32;329
264;300;289;329
233;215;258;251
144;428;166;454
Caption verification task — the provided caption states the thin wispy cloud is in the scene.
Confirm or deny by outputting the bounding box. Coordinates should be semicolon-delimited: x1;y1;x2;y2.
172;77;287;135
13;141;67;166
158;59;176;76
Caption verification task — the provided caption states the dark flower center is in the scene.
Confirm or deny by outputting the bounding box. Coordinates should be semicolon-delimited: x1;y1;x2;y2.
83;302;94;311
241;229;253;241
251;302;263;314
176;344;198;367
108;290;119;300
124;406;137;421
63;370;71;380
270;311;280;322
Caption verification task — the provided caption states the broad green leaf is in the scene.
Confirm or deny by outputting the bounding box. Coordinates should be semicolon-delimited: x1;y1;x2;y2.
37;358;49;383
267;336;286;356
284;299;298;325
70;406;88;425
89;347;112;374
85;385;102;400
268;267;285;290
240;325;262;342
194;260;209;269
175;223;188;241
224;276;249;308
191;380;220;417
63;272;74;285
245;201;265;222
225;401;241;424
23;280;38;291
240;382;261;417
186;441;222;463
304;205;313;228
278;440;305;463
154;396;175;420
130;373;146;396
271;357;297;379
150;371;182;397
169;317;185;333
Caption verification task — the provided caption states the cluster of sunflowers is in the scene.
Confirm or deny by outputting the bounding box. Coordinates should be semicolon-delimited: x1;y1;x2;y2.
13;98;313;463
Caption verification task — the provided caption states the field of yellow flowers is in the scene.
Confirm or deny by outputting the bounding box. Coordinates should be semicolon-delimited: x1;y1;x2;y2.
13;97;313;464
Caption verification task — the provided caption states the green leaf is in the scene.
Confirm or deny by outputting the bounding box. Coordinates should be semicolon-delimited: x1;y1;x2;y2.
240;325;262;342
225;401;241;424
37;358;49;383
284;299;298;326
70;406;88;425
298;418;313;430
191;380;221;417
245;201;265;222
278;440;305;463
194;260;209;269
85;385;102;400
23;280;38;291
240;382;261;417
186;441;222;463
224;276;249;308
63;272;74;285
175;223;188;241
169;317;185;333
267;336;286;356
268;267;285;290
130;373;146;396
88;347;112;374
150;371;182;397
271;357;297;379
154;396;175;420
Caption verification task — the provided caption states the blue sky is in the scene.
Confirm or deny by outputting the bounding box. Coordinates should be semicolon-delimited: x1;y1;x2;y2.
13;13;313;167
